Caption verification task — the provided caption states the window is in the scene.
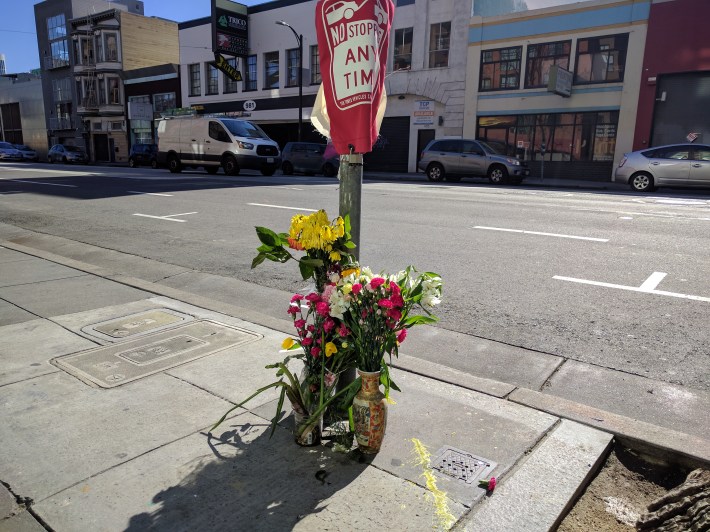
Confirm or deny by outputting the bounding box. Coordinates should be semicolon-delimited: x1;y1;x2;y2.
651;146;689;160
428;22;450;68
206;63;219;95
264;51;279;89
223;57;238;93
46;14;69;69
244;55;257;91
95;34;103;63
693;147;710;161
310;45;321;84
188;63;201;96
525;40;571;88
286;48;300;87
393;27;413;71
104;33;118;62
111;121;123;131
52;78;71;102
480;46;522;91
574;33;628;84
129;95;151;130
153;92;176;113
108;77;120;105
98;78;106;105
208;121;231;143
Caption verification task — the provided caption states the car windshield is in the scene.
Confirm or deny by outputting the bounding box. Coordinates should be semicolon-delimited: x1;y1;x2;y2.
222;119;269;139
65;146;83;152
478;141;502;155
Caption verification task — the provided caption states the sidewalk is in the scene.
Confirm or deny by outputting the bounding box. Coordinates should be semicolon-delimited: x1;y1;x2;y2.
1;242;708;531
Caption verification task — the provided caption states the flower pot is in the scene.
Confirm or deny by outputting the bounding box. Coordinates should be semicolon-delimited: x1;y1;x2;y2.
352;369;387;454
293;410;323;447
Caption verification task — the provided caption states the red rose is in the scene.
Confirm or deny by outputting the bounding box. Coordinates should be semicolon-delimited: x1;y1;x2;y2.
370;277;386;289
316;301;330;317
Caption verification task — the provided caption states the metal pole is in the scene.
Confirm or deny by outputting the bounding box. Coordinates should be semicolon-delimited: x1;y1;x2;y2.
298;34;303;142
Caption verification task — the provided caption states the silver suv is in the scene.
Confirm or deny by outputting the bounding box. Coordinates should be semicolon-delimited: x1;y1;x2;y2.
418;138;529;184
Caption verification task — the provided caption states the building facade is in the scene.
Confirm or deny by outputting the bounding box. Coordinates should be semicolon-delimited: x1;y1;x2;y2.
633;0;710;150
464;0;649;180
0;74;48;158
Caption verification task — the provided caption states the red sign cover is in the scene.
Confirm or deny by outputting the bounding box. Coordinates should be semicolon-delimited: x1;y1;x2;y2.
315;0;394;154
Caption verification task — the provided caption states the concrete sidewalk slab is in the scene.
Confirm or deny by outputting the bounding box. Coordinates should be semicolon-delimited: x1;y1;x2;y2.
0;319;95;386
0;511;45;532
543;360;710;441
0;371;231;502
0;247;34;264
0;300;36;327
0;258;86;288
460;420;613;531
32;411;466;531
0;275;151;317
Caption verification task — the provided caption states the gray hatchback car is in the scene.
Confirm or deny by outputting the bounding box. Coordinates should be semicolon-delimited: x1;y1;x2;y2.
614;143;710;192
417;138;529;184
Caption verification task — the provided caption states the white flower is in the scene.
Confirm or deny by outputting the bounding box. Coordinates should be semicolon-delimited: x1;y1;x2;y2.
329;272;340;283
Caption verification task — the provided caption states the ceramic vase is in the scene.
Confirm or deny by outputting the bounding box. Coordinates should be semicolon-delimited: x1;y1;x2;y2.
352;369;387;453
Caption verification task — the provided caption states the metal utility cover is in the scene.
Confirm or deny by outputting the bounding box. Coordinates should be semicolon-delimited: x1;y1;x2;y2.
53;320;262;388
431;446;497;485
81;309;194;342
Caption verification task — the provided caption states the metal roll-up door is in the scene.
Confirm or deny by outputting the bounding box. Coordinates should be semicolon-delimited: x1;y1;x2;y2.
363;116;410;172
652;72;710;146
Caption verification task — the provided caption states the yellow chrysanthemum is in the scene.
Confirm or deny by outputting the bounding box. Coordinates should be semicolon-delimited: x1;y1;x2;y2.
329;251;341;261
282;337;295;349
341;268;359;278
325;342;337;357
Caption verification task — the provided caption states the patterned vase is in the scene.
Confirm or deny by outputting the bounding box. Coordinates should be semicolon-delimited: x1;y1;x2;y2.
352;369;387;454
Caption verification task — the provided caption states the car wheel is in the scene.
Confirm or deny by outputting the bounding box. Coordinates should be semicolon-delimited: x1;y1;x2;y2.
223;155;240;176
151;160;158;169
488;165;508;184
426;163;445;182
630;172;654;192
282;161;294;175
128;158;136;168
205;166;219;174
167;154;182;173
261;167;276;176
323;163;337;177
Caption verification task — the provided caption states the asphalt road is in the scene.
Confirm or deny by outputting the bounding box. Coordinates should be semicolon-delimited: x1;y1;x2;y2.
1;162;709;391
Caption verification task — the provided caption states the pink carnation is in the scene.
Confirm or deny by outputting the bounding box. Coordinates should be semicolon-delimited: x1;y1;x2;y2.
301;337;313;346
290;293;305;303
338;323;349;337
311;346;321;357
322;284;335;301
370;277;386;289
287;305;299;315
307;325;315;332
305;292;321;303
316;301;330;317
351;283;362;296
397;329;407;343
294;319;306;329
391;294;405;307
390;282;401;296
387;309;402;321
378;299;394;309
323;318;336;332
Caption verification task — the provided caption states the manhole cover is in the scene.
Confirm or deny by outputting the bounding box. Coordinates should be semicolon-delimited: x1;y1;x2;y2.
431;446;497;485
53;320;262;388
81;309;193;341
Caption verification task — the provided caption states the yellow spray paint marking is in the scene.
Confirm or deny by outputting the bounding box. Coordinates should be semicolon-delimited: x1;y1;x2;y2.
410;438;456;530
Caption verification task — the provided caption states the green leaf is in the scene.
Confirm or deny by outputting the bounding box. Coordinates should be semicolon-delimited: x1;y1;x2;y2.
343;241;356;249
403;315;439;327
270;387;287;438
300;257;324;267
251;253;267;269
255;226;281;247
343;214;351;234
299;260;314;281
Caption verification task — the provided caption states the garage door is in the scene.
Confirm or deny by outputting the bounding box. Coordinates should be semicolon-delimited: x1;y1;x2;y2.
363;116;410;172
652;72;710;146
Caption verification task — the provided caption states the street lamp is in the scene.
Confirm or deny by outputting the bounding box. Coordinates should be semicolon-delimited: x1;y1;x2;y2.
275;20;303;142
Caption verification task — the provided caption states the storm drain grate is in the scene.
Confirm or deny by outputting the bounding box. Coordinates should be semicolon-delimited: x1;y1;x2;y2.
431;446;497;485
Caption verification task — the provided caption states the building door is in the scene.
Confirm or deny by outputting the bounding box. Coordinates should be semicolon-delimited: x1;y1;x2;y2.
417;129;436;163
94;134;110;162
363;116;410;172
652;72;710;147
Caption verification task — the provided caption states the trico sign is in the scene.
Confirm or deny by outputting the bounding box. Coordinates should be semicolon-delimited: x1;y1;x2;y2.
212;0;249;58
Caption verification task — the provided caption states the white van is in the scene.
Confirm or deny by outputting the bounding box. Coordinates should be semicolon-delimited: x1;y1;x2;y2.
156;117;281;176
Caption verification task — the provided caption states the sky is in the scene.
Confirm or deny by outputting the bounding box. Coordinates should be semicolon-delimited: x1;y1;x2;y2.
1;0;578;74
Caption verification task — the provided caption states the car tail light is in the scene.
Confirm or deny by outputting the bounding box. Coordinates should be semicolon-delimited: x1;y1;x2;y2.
618;156;627;168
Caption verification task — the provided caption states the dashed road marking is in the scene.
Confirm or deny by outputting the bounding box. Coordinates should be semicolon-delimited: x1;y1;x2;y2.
247;203;318;212
8;179;77;188
128;191;174;196
474;226;608;242
133;212;198;222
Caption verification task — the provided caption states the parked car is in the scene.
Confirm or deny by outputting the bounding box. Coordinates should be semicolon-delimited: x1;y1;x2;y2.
0;141;23;161
417;138;529;184
614;143;710;192
157;117;280;176
48;144;89;164
129;144;158;168
281;142;339;177
12;144;38;162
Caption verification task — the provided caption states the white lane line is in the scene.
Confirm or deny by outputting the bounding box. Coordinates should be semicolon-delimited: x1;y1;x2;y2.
247;203;318;212
9;179;77;188
474;225;608;242
133;211;198;222
553;273;710;303
127;191;174;197
638;272;667;292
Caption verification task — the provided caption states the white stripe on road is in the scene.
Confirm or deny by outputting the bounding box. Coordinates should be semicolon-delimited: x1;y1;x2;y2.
9;179;77;188
474;226;608;242
133;212;197;222
128;191;174;196
554;272;710;303
247;203;318;212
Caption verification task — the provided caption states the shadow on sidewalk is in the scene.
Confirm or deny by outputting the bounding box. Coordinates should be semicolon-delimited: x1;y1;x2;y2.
125;415;368;531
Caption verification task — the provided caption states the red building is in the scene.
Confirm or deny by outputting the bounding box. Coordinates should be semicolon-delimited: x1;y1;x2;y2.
633;0;710;150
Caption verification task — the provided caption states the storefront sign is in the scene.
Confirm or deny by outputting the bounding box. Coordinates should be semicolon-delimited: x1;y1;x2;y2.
214;52;242;81
315;0;394;154
547;65;573;98
212;0;249;58
128;101;153;121
413;100;434;125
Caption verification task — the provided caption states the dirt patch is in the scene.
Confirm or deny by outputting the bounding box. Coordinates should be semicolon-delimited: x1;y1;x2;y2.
557;446;687;531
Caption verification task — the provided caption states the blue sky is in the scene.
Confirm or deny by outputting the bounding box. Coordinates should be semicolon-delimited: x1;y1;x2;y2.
1;0;576;74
